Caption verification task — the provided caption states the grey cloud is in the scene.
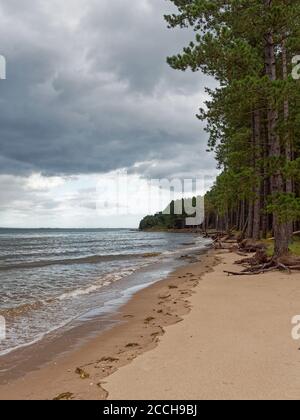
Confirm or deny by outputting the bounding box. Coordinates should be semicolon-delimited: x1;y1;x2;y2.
0;0;216;180
0;175;98;224
0;176;60;213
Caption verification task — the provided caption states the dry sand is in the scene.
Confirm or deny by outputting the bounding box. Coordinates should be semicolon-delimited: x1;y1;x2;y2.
105;251;300;400
1;250;300;400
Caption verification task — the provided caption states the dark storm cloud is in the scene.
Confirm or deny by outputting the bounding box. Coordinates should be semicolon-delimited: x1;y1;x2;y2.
0;0;217;179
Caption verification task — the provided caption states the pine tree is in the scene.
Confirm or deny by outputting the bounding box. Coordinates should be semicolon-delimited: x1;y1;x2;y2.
165;0;300;257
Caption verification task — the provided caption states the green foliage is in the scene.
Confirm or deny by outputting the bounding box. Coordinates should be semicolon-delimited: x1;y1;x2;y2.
264;237;300;257
266;194;300;224
139;213;185;231
139;198;197;231
165;0;300;240
291;238;300;256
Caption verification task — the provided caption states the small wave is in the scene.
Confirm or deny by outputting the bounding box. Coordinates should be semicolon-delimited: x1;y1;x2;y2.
0;252;161;271
0;316;76;357
57;284;104;301
57;269;136;301
0;267;139;320
0;301;45;319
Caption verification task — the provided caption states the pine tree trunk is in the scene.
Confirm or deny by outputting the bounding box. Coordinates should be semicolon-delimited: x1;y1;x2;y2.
282;39;293;194
247;200;253;238
265;30;290;256
282;38;294;240
261;121;269;239
240;199;245;231
252;110;261;240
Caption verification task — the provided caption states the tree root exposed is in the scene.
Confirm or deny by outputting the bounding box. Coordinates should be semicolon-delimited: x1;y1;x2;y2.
235;249;269;266
225;256;300;276
209;233;300;276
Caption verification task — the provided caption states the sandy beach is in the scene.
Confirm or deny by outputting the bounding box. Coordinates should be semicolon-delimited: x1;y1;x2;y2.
1;249;300;400
106;251;300;400
1;0;299;404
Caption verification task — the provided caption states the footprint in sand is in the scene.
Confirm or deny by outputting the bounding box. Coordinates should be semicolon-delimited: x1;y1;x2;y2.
125;343;140;348
158;293;171;299
53;392;74;401
75;367;90;379
144;316;155;324
98;356;119;363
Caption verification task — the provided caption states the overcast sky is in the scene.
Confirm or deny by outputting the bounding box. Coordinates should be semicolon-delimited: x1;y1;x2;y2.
0;0;217;228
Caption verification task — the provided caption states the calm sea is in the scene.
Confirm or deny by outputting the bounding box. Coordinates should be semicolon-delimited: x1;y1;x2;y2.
0;228;210;356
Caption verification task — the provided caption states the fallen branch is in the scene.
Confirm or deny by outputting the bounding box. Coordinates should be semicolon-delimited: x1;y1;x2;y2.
239;239;268;253
235;249;269;266
266;231;300;242
236;251;249;257
224;270;257;276
224;265;278;276
276;263;291;273
243;261;274;272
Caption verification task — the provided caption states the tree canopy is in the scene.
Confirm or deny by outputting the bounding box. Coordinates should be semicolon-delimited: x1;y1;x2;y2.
165;0;300;257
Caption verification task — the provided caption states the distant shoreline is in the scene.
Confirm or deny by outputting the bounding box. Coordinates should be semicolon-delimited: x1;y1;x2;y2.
0;227;136;231
140;227;203;233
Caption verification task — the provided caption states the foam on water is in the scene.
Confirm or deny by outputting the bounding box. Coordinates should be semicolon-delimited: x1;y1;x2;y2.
0;229;211;356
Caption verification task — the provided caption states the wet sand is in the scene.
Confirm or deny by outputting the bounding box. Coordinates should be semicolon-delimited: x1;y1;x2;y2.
0;250;217;400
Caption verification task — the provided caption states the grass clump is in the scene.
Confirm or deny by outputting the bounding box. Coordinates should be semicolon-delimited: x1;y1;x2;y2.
263;237;300;257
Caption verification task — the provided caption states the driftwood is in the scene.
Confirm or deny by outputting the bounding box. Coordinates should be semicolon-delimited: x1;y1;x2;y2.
213;236;267;255
239;239;267;253
277;254;300;267
211;232;240;250
265;231;300;242
227;251;300;276
206;230;300;275
235;249;269;266
236;251;249;257
214;241;238;250
224;266;277;276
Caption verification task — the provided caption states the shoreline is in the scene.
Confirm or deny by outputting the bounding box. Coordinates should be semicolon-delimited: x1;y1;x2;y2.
0;246;217;400
140;228;204;234
0;230;209;361
2;247;299;400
